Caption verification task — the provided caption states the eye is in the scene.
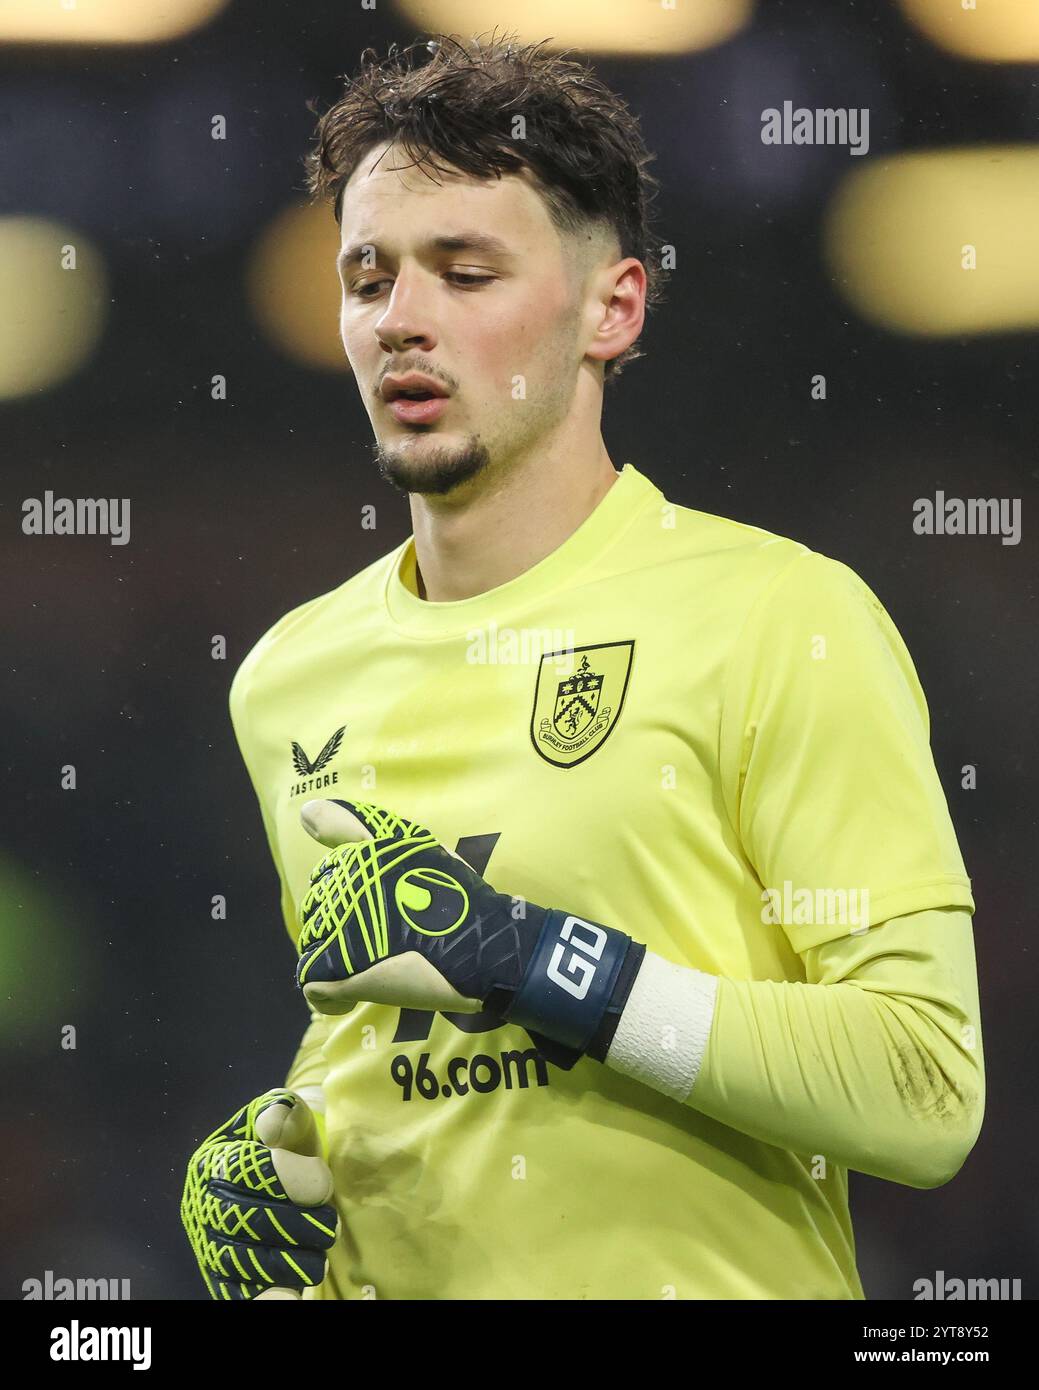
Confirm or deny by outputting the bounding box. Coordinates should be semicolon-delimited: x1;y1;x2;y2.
446;272;495;289
350;279;391;299
349;271;496;298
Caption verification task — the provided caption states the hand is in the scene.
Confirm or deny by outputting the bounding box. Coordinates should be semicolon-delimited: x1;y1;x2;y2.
181;1089;337;1301
294;799;641;1069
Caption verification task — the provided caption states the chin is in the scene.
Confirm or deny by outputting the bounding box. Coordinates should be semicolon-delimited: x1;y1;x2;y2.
374;436;492;497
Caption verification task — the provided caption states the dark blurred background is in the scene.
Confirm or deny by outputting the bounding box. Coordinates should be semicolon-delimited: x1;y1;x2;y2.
1;0;1035;1300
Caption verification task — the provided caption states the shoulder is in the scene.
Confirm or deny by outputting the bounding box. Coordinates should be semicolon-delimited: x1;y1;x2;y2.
228;542;405;728
628;472;907;671
629;473;853;617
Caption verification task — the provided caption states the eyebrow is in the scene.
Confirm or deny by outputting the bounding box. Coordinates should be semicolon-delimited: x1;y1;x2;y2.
336;232;515;273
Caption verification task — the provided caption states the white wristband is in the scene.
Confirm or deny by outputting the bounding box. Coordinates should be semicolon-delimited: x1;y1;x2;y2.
604;951;718;1102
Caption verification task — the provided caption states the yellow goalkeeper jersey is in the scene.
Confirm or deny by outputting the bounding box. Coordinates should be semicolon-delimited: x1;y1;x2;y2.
228;463;976;1299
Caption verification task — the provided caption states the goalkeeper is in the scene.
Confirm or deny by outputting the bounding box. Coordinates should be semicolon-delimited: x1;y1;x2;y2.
188;34;985;1300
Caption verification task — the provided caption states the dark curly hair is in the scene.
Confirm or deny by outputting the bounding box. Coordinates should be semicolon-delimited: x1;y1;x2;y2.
304;31;665;380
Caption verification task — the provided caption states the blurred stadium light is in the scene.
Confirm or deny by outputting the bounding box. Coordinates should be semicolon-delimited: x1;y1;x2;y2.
823;146;1039;335
0;216;108;399
0;0;230;45
394;0;753;55
246;201;347;372
899;0;1039;61
0;854;90;1045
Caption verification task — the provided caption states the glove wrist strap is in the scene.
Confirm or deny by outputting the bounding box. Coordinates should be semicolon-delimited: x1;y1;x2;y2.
502;909;633;1054
585;939;646;1062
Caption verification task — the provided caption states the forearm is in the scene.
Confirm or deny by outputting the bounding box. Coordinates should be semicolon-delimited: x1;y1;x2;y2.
602;909;985;1188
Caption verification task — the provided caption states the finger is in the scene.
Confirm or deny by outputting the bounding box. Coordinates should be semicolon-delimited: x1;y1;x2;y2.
203;1089;299;1150
254;1098;334;1206
301;798;431;848
254;1091;320;1157
300;799;377;848
301;954;484;1015
269;1147;334;1207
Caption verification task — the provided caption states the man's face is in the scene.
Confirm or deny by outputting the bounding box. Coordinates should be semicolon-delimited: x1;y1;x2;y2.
336;140;593;496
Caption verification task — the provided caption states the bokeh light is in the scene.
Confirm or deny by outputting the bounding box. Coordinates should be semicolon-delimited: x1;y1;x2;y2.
246;201;346;372
0;217;108;400
0;0;230;44
0;853;90;1045
824;146;1039;335
394;0;753;55
899;0;1039;62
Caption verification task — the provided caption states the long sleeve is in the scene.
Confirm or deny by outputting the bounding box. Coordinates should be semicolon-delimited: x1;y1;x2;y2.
618;542;986;1189
606;905;985;1189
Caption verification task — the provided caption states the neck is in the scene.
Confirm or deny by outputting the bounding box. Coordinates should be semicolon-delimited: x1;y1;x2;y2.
410;435;620;603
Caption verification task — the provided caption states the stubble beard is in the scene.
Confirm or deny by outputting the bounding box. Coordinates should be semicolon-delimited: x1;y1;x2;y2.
372;433;492;497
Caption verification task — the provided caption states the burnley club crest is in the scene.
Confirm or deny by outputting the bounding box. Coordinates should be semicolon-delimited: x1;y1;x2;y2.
530;641;634;768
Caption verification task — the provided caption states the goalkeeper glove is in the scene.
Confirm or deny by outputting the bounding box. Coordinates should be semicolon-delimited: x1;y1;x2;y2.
295;799;645;1070
180;1089;337;1300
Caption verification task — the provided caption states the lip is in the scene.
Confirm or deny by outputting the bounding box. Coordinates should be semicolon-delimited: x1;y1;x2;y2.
380;372;450;402
388;396;449;425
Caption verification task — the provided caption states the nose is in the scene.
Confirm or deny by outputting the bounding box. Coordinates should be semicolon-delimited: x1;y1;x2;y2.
375;267;437;356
